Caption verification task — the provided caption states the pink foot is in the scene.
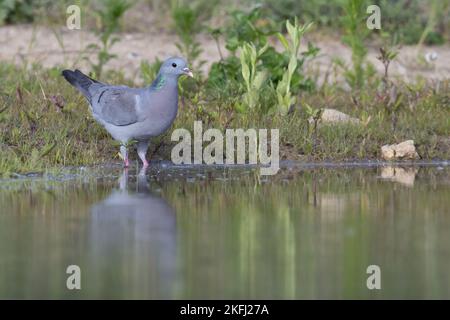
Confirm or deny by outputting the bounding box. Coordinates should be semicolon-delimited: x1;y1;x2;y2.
142;160;149;168
124;158;130;168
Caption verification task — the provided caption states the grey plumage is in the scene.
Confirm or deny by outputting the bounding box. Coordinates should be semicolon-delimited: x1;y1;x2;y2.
62;57;193;167
93;87;145;126
62;69;103;102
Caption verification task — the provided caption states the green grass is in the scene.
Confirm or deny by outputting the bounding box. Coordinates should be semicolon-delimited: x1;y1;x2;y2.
0;62;449;176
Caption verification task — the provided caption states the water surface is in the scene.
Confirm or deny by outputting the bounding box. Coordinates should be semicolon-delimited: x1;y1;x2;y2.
1;164;449;299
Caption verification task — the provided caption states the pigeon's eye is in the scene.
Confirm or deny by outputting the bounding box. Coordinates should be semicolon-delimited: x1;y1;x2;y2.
172;63;177;68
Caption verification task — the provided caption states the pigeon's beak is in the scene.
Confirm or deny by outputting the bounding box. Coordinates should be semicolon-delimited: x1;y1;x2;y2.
183;67;194;78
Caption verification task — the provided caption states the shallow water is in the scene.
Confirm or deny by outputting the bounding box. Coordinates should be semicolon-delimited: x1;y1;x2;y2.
1;164;450;299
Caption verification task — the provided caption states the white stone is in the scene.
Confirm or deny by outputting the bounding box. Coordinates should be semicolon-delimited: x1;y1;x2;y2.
309;108;361;125
381;140;419;160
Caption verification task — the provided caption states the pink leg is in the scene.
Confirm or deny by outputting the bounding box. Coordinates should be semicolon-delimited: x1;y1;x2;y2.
137;141;149;169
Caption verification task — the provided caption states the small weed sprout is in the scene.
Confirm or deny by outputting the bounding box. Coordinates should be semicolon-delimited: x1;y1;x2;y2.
305;104;323;153
305;104;322;134
377;46;399;87
376;46;402;130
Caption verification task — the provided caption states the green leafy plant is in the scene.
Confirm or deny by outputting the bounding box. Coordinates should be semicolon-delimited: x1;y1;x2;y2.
275;19;313;115
239;42;269;111
207;7;274;94
221;6;277;53
85;0;132;77
208;8;318;107
205;56;242;105
0;0;34;25
207;6;276;85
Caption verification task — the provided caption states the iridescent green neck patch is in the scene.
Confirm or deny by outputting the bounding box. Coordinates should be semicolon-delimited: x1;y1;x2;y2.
153;74;166;90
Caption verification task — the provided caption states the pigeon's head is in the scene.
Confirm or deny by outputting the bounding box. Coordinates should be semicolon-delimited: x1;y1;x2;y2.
160;57;193;78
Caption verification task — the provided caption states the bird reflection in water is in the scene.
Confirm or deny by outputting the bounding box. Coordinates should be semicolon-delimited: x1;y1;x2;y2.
88;168;177;299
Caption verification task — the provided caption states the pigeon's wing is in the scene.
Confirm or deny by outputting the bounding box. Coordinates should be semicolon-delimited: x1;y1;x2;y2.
92;87;145;126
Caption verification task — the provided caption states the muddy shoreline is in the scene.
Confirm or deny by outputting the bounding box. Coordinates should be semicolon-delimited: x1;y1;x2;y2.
1;160;449;185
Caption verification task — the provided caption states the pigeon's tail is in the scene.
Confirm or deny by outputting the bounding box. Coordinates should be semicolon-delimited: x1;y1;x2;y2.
62;69;100;101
